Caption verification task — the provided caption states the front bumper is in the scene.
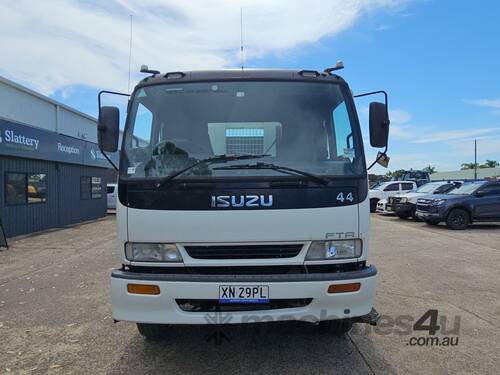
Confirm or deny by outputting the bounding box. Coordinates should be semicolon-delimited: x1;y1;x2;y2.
111;266;378;324
415;207;445;220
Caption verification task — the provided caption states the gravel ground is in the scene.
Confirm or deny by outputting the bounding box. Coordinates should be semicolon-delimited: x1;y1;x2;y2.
0;214;499;374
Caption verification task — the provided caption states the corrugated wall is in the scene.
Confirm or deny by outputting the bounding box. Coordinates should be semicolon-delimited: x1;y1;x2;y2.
0;156;107;238
57;163;107;226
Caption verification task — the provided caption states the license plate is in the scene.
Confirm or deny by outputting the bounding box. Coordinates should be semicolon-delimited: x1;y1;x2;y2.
386;206;392;211
219;285;269;303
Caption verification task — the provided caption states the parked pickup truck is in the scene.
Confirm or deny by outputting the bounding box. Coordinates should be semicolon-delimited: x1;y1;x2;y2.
390;181;461;220
415;180;500;229
369;181;416;213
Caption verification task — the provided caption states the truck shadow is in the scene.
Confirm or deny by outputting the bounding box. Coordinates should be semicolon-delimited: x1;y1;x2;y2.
109;322;395;374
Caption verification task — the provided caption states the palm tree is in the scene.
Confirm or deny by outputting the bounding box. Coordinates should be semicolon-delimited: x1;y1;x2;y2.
423;165;436;174
460;162;476;170
483;160;499;168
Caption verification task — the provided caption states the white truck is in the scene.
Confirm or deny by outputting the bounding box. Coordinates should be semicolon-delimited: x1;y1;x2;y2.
97;68;390;339
106;183;117;209
369;181;417;213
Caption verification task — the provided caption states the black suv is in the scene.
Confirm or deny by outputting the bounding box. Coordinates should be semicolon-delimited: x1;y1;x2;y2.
415;180;500;229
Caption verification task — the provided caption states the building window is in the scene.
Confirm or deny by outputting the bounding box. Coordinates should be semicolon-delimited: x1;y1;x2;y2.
27;174;47;203
81;176;102;199
5;173;26;205
91;177;102;199
5;172;47;205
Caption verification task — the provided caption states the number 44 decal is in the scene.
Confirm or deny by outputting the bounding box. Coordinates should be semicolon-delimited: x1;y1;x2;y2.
336;192;354;203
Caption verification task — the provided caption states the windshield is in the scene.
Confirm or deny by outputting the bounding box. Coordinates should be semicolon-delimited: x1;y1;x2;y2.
448;182;484;195
121;81;364;180
416;183;441;193
370;182;384;190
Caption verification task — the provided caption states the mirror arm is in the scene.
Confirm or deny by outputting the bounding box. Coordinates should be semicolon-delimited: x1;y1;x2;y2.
98;90;130;109
366;145;388;171
97;90;131;172
354;90;389;118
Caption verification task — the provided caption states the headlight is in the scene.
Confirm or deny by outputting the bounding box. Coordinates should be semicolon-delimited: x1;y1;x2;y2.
431;199;446;206
125;243;183;262
306;240;362;260
399;197;408;203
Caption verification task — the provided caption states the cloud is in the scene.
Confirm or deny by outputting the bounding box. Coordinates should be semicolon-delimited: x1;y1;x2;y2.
0;0;409;94
412;128;499;144
464;98;500;109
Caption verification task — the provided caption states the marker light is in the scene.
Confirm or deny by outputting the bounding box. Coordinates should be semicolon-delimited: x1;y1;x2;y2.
127;284;160;295
328;283;361;294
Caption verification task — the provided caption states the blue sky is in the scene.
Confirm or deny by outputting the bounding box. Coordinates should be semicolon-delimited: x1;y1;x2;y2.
2;0;499;173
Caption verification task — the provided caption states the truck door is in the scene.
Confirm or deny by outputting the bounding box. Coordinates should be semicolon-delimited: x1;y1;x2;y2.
473;183;500;220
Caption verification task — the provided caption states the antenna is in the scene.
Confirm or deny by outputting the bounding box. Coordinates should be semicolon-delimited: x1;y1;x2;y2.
240;7;244;70
127;15;133;93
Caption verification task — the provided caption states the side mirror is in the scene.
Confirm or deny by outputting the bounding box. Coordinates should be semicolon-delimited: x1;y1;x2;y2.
475;190;485;197
98;106;119;152
369;102;390;148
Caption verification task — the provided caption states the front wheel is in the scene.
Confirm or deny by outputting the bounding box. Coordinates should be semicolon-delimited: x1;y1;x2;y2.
136;323;170;340
318;319;353;335
446;208;469;230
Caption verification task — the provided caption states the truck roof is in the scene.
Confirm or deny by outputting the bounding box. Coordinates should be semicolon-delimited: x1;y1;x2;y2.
136;68;346;89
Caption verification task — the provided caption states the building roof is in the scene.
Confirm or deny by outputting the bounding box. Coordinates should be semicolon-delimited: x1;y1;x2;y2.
431;167;500;180
0;75;97;122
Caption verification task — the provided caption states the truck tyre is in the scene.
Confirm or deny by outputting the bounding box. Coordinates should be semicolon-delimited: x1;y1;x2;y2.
318;319;353;335
370;199;378;213
445;208;469;230
136;323;169;340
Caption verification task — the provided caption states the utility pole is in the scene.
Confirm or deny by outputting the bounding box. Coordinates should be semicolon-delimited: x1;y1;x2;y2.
474;139;477;181
128;15;133;94
240;8;244;70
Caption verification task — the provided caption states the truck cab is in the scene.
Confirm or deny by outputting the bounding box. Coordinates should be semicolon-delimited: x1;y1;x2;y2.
97;69;390;339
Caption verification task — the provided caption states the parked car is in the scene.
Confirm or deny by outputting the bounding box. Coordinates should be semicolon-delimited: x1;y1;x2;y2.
391;181;461;220
369;181;417;212
415;180;500;229
376;198;395;215
107;183;117;209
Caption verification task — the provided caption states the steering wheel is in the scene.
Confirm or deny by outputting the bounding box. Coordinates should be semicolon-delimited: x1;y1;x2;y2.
152;139;211;155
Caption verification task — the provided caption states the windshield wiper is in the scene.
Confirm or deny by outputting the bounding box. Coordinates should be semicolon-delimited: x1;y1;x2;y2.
213;162;329;185
156;154;270;188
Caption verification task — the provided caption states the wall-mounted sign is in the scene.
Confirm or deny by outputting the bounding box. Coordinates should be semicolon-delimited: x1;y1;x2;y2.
0;118;118;168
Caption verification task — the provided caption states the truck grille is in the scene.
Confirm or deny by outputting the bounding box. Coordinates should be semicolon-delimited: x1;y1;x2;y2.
416;204;438;213
184;244;303;260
